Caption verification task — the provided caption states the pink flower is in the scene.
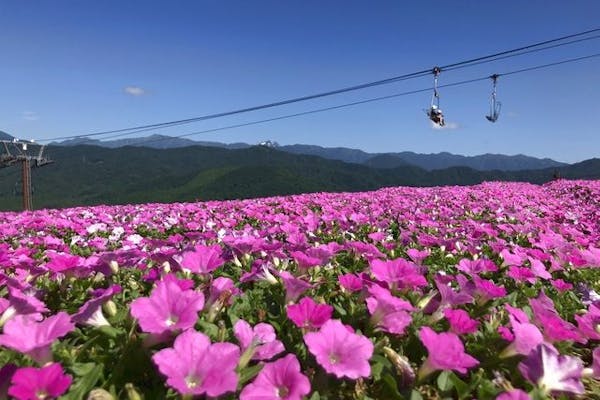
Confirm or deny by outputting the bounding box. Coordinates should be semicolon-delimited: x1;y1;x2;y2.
472;276;506;301
8;363;72;400
418;327;479;379
279;272;312;303
574;304;600;341
518;344;584;395
500;315;544;358
551;279;573;292
130;278;204;335
177;244;225;274
0;312;74;365
152;329;239;397
240;354;310;400
507;267;537;284
530;292;584;343
406;248;430;265
370;258;426;290
234;320;285;362
366;285;413;335
338;274;363;292
72;285;121;327
205;277;241;309
456;258;497;276
287;297;333;331
304;319;373;379
290;250;321;269
443;309;479;335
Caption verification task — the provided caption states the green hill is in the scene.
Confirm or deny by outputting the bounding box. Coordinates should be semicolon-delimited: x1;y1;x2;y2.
0;144;597;211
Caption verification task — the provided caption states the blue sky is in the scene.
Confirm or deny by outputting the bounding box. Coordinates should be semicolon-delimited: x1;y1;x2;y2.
1;1;599;163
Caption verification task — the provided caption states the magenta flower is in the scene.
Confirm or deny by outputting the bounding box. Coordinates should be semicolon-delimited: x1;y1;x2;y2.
456;258;497;276
8;363;72;400
496;389;531;400
530;292;584;343
366;285;413;335
406;248;430;265
234;319;285;362
518;343;584;395
206;277;240;308
370;258;426;290
0;312;74;365
418;327;479;379
130;278;205;334
0;286;48;326
240;354;310;400
177;243;225;274
500;315;544;358
471;276;506;301
304;319;373;379
290;250;322;269
279;271;312;303
443;309;479;335
44;251;84;275
551;279;573;292
574;304;600;341
338;273;363;292
152;329;240;397
507;266;537;284
72;285;121;327
287;297;333;331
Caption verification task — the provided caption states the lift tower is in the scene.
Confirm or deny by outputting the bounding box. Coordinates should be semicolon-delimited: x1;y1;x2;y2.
0;139;53;210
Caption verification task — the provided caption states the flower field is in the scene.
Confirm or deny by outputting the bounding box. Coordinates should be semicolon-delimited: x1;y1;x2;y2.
0;180;599;400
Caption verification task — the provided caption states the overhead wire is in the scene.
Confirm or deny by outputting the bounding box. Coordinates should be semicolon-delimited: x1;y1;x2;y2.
68;51;600;148
37;27;600;143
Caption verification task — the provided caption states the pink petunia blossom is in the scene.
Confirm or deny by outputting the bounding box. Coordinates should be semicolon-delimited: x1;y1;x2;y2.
418;327;479;379
304;319;373;379
240;354;310;400
443;308;479;335
152;329;240;397
370;258;427;291
530;292;584;343
287;297;333;331
279;271;312;303
366;285;413;335
574;304;600;341
406;248;430;265
72;285;122;328
507;266;537;284
0;312;74;365
550;279;573;292
290;250;322;270
472;275;506;301
130;278;205;335
500;315;544;358
456;258;497;276
518;343;584;395
176;243;225;274
234;319;285;362
8;363;72;400
338;273;363;292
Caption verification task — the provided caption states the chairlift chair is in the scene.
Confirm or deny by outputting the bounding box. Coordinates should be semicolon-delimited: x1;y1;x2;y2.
425;67;445;126
486;74;501;122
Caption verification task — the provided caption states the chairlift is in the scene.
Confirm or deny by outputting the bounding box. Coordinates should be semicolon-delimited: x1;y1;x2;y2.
425;67;445;127
485;74;501;122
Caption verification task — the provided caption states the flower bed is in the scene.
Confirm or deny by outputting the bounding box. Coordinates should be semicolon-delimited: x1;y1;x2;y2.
0;180;599;399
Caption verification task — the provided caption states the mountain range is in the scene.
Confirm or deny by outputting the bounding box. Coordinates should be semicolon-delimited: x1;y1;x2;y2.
0;137;597;211
53;134;567;171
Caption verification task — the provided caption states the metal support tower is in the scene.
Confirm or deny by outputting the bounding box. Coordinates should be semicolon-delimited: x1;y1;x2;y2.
0;139;53;211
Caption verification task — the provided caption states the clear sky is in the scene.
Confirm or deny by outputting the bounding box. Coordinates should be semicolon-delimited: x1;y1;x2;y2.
1;0;599;163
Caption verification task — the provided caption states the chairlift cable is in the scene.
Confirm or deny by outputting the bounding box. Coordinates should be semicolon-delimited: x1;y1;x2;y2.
36;28;600;143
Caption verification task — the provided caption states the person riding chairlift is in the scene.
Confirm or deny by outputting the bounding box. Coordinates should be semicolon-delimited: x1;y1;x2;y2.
429;104;445;127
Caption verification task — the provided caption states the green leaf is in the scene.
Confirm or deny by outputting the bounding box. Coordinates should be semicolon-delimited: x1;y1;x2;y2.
381;374;403;399
61;363;103;400
448;372;470;399
409;389;424;400
437;370;454;392
308;392;321;400
238;363;264;385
